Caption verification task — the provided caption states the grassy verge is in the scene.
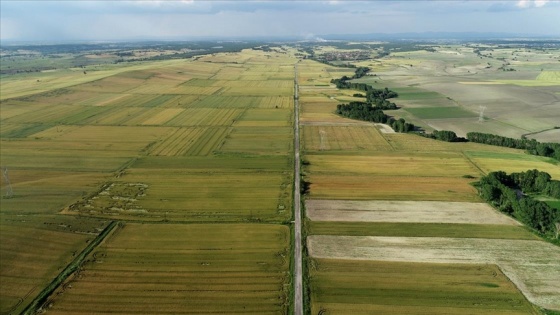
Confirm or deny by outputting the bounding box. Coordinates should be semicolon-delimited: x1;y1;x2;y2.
308;221;538;239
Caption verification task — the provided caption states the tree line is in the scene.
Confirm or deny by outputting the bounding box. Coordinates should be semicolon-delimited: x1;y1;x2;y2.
467;132;560;162
332;67;417;132
476;169;560;239
335;102;415;133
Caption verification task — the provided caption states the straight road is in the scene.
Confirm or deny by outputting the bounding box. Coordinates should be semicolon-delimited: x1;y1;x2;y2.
293;63;303;315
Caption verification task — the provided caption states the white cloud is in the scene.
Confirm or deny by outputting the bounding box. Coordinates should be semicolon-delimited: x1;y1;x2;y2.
534;0;550;7
517;0;551;8
516;0;531;8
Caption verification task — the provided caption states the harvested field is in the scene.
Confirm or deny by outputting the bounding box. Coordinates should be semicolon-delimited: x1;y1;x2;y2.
305;200;520;225
302;125;391;152
164;108;244;126
308;235;560;310
305;153;480;178
307;174;480;202
0;215;108;314
309;258;540;315
45;223;291;315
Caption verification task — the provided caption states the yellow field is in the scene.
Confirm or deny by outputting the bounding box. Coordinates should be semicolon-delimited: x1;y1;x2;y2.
307;174;479;202
220;126;293;155
303;125;392;152
0;215;109;314
306;152;481;177
537;71;560;82
149;127;208;156
165;108;244;126
45;223;291;314
1;49;298;313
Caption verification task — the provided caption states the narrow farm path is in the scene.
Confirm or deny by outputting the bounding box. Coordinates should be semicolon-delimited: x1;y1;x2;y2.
293;63;303;315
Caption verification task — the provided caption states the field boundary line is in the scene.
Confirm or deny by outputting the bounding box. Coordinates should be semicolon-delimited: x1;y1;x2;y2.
461;151;486;176
21;221;119;315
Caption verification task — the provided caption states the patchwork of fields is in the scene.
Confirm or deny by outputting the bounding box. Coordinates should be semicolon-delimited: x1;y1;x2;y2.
299;58;560;314
352;46;560;140
1;43;559;315
0;49;297;313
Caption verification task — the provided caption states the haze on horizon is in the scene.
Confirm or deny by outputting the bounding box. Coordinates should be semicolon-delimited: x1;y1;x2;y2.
1;0;560;42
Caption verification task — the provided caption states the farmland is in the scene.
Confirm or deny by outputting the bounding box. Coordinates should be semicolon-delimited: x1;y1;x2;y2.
309;259;540;315
0;47;297;313
298;47;560;314
0;215;109;314
350;44;560;140
308;236;560;310
1;39;559;314
45;223;290;314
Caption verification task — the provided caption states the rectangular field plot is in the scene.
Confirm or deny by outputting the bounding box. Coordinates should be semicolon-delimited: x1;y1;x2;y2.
309;259;539;315
0;169;110;213
233;108;292;127
307;174;479;202
305;152;480;178
0;215;108;315
306;200;519;225
4;104;93;125
256;96;294;109
34;125;172;149
68;157;293;221
188;95;260;109
163;84;223;95
69;75;146;93
122;172;290;221
0;141;133;172
165;108;243;126
308;236;560;311
150;127;231;156
133;155;292;172
149;127;212;156
0;100;49;121
45;223;291;315
307;221;536;240
219;126;293;155
0;123;54;139
220;86;293;96
303;126;392;152
466;151;560;179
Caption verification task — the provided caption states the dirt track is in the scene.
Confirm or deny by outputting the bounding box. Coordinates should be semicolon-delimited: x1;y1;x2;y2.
306;200;520;225
308;235;560;311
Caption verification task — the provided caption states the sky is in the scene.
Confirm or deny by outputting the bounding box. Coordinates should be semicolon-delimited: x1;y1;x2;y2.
1;0;559;42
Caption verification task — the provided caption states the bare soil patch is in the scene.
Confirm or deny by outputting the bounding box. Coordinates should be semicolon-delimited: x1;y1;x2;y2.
374;123;395;134
308;235;560;310
306;200;520;225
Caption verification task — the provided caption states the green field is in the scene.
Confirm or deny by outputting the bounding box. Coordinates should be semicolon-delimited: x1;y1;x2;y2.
307;221;537;240
309;259;540;315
